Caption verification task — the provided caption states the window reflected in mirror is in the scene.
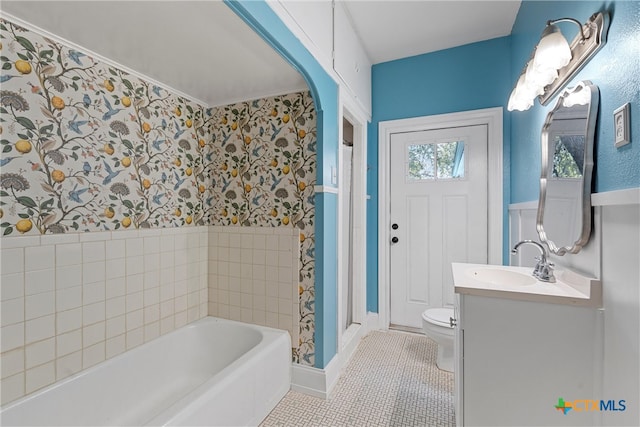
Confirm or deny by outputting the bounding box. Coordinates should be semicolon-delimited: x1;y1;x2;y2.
552;135;584;178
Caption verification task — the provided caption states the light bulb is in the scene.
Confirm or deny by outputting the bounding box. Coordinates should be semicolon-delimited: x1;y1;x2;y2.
533;24;572;70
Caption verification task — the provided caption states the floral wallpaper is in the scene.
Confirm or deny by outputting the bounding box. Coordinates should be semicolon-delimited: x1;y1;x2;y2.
0;18;317;365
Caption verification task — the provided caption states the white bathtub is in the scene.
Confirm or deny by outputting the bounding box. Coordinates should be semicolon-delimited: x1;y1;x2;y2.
0;317;291;426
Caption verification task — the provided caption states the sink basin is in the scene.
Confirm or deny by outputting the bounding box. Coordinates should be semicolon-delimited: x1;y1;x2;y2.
466;268;537;286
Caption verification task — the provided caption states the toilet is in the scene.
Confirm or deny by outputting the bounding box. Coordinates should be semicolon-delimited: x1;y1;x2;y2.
422;308;455;372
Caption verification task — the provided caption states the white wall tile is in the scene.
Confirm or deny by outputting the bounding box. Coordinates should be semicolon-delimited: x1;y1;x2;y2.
25;361;55;394
125;239;144;257
56;286;82;312
25;269;55;295
144;321;160;342
82;322;105;348
83;301;105;326
105;334;125;359
105;239;125;260
25;315;55;344
55;265;82;289
106;277;126;299
106;296;125;319
56;243;82;267
83;281;105;306
25;338;55;369
82;261;105;285
57;308;82;334
82;341;105;369
160;316;175;335
106;315;125;339
1;248;24;275
25;291;55;320
126;255;144;275
105;258;126;280
25;245;55;271
57;328;81;358
1;273;24;300
126;291;143;312
1;348;24;379
126;327;143;349
126;309;143;331
1;372;24;405
56;351;82;381
1;297;24;326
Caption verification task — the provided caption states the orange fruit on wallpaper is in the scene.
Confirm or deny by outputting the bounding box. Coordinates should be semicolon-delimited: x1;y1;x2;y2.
282;165;290;175
51;96;65;110
298;285;304;296
121;96;131;107
199;139;206;148
231;169;238;178
270;159;278;167
282;216;290;225
221;117;228;125
15;139;32;153
221;208;228;217
185;167;193;176
104;143;115;155
198;184;206;193
185;216;193;224
298;129;306;138
185;119;193;128
244;136;251;145
104;80;115;92
121;217;132;228
174;107;182;117
270;208;277;217
51;170;65;183
282;114;290;123
15;59;32;74
271;108;278;117
300;233;306;243
221;163;228;171
244;184;251;193
231;122;238;131
174;158;182;167
16;219;33;233
0;208;3;219
142;122;151;133
104;207;115;218
121;157;131;167
142;179;151;189
231;216;238;224
298;181;306;191
175;208;182;217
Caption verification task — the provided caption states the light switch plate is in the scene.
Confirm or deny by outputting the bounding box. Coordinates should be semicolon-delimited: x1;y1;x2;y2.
614;103;630;148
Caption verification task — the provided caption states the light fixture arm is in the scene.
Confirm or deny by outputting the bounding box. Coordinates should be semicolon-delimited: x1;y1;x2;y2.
546;18;590;41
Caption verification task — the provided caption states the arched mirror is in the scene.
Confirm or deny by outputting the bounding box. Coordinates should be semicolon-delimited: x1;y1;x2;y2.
537;80;599;255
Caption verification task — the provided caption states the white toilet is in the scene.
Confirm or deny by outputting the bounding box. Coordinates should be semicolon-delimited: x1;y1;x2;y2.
422;308;455;372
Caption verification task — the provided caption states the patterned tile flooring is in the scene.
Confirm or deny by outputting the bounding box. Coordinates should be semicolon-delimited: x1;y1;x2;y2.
261;330;455;427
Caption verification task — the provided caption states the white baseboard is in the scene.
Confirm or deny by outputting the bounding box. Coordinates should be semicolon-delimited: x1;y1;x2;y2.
291;311;381;399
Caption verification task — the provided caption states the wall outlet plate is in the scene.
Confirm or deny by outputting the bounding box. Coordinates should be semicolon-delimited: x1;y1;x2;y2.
614;103;631;148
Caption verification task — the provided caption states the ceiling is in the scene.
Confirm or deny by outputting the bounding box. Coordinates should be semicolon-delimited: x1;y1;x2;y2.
1;1;521;107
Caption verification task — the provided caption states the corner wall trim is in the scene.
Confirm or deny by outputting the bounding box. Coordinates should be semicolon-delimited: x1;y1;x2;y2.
291;354;341;399
314;185;339;194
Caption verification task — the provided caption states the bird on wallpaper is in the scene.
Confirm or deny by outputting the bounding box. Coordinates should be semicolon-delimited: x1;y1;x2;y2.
161;118;167;130
269;172;282;191
259;126;265;137
102;161;121;185
68;115;89;134
0;157;17;167
221;176;231;192
68;50;86;65
152;193;165;205
252;194;262;206
173;171;186;190
259;175;265;186
151;85;162;97
173;120;186;139
221;130;231;146
205;196;214;206
161;172;168;183
82;162;92;176
151;138;165;151
252;100;260;108
0;75;20;83
83;94;91;108
101;96;122;121
251;146;262;157
270;123;282;141
205;152;213;162
68;184;89;203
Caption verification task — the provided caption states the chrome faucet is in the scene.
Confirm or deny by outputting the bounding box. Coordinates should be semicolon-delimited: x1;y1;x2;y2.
511;240;556;283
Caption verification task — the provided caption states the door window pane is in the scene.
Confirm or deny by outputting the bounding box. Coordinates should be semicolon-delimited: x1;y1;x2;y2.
408;141;465;180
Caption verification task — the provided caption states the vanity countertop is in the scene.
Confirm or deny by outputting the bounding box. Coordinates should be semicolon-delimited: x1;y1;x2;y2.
452;263;602;307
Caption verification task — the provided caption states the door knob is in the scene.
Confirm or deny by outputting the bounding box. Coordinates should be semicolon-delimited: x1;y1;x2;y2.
392;223;399;230
391;236;399;244
450;317;457;328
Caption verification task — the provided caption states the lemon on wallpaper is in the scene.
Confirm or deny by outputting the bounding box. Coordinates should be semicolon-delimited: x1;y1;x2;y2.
282;165;290;174
231;216;238;224
14;59;32;74
282;114;290;123
142;122;151;133
185;167;192;176
104;80;115;92
198;184;205;193
121;217;131;228
51;170;65;183
15;139;32;154
221;117;228;125
221;163;228;171
221;208;228;217
142;179;151;189
51;96;65;110
199;139;205;148
298;129;306;138
300;233;306;243
16;219;33;233
244;136;251;145
185;119;192;128
282;216;290;225
174;158;181;167
298;181;306;191
121;96;132;107
121;157;131;167
244;184;251;193
0;208;3;219
270;108;278;117
174;107;182;116
270;208;277;217
104;207;115;218
104;144;115;155
270;159;278;167
231;169;238;177
185;216;192;224
231;122;238;131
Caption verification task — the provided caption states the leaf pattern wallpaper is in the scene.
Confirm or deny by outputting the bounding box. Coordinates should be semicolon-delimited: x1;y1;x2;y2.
0;18;317;365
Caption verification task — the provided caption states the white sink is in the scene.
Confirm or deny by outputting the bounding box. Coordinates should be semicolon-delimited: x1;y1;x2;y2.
465;268;537;286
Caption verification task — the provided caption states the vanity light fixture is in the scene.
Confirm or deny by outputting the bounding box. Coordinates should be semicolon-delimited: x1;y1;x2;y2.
508;12;609;111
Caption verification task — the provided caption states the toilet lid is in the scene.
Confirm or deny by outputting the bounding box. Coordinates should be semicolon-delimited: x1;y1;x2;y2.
423;308;454;327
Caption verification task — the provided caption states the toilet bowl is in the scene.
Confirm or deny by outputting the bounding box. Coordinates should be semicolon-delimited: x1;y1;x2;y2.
422;308;455;372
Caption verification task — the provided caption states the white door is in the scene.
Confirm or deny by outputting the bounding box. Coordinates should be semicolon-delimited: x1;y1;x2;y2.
389;125;488;328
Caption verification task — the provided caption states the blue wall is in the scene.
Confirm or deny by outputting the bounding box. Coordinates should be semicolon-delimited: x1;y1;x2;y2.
367;37;512;312
226;0;339;368
510;0;640;203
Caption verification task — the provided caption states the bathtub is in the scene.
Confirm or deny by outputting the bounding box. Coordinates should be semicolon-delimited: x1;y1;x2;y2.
0;317;291;426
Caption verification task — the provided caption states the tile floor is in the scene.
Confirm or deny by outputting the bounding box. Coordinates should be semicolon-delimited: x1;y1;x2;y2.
261;330;455;427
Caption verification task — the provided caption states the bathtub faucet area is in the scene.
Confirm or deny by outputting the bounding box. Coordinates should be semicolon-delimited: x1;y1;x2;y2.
511;240;556;283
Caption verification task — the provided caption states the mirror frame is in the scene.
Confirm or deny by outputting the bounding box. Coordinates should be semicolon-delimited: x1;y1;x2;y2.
537;80;599;255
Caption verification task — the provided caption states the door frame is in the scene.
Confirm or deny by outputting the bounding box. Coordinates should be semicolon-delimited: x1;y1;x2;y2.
378;107;503;329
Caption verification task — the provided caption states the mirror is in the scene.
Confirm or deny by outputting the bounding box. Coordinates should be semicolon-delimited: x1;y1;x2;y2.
537;81;599;255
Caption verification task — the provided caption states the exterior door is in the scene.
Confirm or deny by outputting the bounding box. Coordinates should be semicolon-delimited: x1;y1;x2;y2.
389;125;488;328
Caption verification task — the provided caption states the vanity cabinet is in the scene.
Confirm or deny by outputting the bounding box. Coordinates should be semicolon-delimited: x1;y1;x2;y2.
454;293;602;426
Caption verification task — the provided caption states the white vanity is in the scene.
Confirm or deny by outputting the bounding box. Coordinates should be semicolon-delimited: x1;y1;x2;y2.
453;263;603;426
